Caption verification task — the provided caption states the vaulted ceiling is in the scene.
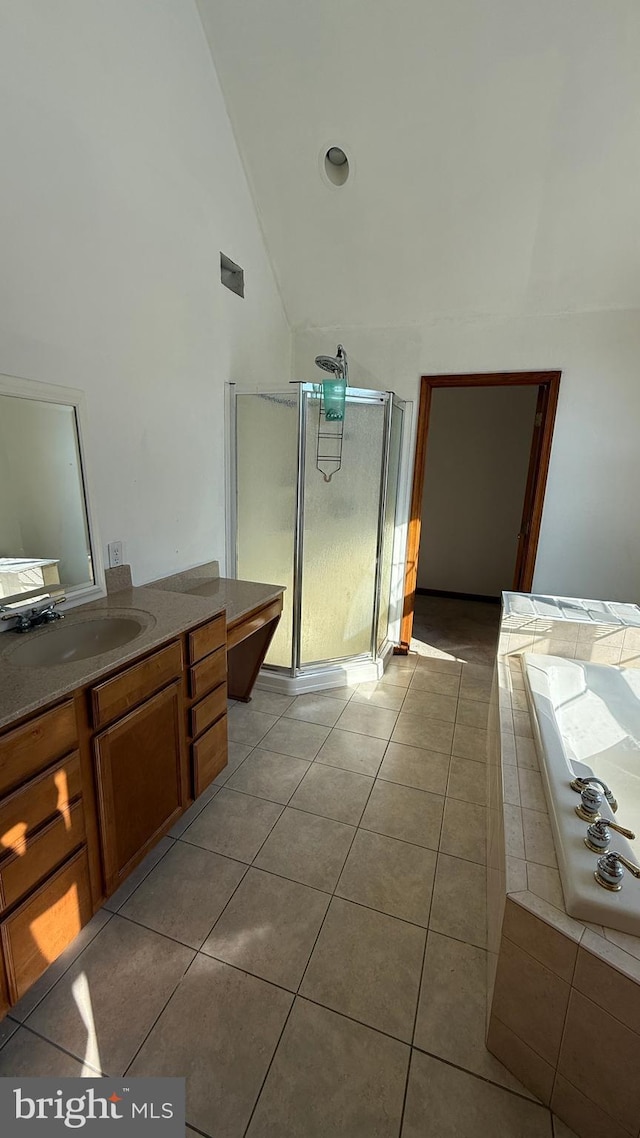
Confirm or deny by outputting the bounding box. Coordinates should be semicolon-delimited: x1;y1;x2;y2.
197;0;640;329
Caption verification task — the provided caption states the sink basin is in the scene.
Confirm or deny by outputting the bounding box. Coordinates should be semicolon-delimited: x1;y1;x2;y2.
7;616;147;667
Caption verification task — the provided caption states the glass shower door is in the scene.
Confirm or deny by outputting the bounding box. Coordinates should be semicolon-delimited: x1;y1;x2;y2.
235;392;298;669
298;390;387;667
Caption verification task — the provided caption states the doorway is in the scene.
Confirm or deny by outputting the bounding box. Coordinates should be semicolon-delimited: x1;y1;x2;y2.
399;371;560;651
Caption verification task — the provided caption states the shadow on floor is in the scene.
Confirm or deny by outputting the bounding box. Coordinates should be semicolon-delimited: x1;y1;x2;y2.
410;595;500;667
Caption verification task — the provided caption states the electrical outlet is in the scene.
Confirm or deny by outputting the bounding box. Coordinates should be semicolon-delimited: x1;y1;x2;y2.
108;541;124;568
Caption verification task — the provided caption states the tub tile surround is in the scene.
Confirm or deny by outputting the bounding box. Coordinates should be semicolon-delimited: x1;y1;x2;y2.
487;598;640;1138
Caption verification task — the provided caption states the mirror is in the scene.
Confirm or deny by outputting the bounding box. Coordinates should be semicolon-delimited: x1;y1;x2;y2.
0;377;103;607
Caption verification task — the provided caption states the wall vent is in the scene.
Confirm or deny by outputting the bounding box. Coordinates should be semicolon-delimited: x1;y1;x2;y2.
220;252;244;298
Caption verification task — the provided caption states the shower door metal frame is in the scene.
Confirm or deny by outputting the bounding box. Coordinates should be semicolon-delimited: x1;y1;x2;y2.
228;382;399;679
370;392;394;660
224;381;238;579
375;392;407;659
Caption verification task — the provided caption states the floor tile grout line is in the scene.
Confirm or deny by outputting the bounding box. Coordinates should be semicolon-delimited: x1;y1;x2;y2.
398;810;442;1137
179;786;487;870
115;853;491;957
104;834;178;914
169;788;218;837
288;993;418;1053
112;907;309;1007
240;996;297;1138
293;765;381;1000
313;753;386;778
410;1040;554;1110
7;1020;105;1076
123;950;203;1079
13;911;116;1026
22;945;196;1079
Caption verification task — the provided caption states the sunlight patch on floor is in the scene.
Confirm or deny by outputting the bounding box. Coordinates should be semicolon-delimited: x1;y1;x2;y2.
71;971;103;1075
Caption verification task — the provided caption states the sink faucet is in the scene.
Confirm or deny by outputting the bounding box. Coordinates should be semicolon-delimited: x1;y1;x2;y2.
0;595;66;633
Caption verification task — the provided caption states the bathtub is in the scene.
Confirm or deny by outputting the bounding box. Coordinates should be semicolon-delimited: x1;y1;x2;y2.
523;653;640;936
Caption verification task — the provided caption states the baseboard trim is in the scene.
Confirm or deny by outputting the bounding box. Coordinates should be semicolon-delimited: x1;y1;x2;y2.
416;587;501;605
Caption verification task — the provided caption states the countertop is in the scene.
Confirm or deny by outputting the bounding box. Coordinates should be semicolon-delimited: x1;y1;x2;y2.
0;570;285;731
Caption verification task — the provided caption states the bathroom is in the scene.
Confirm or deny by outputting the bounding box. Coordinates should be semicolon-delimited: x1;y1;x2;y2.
1;1;640;1136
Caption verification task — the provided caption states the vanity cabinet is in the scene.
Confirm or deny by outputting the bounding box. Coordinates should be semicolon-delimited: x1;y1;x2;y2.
0;607;233;1014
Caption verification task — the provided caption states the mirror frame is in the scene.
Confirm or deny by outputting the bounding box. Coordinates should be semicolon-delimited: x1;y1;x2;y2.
0;372;106;609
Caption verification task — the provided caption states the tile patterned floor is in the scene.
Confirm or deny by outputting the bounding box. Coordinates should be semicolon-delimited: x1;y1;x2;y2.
0;599;577;1137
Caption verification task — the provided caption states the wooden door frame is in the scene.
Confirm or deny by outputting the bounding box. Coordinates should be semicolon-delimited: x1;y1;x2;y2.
398;370;561;652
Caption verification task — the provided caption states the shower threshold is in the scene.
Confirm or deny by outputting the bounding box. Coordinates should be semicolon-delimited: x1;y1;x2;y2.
254;646;395;697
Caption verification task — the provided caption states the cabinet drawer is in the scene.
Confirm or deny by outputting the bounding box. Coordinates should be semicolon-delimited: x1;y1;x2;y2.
0;752;82;854
193;715;228;797
0;701;77;797
227;599;282;651
190;683;227;739
1;848;92;1004
92;640;183;728
188;614;226;665
0;800;86;912
190;646;226;702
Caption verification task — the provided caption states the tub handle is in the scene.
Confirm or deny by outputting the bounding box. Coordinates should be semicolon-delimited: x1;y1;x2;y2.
617;853;640;879
595;851;640;891
570;776;618;813
584;818;636;853
606;820;636;840
575;785;604;821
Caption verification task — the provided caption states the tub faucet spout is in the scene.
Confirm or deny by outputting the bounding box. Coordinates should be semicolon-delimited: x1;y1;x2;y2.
570;776;618;813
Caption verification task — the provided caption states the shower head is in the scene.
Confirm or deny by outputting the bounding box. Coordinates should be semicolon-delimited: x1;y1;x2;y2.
314;344;349;382
315;355;342;375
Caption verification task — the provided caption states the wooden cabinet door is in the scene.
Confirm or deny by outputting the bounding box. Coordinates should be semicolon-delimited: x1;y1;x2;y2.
0;956;9;1020
94;682;188;894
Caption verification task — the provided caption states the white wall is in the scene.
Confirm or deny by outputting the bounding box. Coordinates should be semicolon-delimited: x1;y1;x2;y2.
0;0;290;585
417;386;538;597
294;308;640;605
0;440;24;558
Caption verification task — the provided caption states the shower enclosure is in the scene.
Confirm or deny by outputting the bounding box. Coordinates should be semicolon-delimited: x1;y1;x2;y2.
227;382;406;694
